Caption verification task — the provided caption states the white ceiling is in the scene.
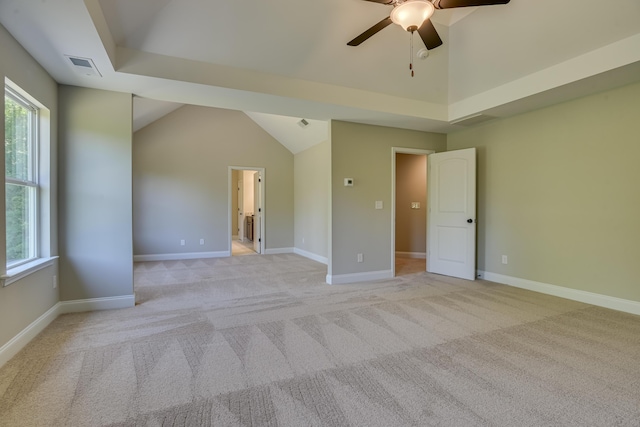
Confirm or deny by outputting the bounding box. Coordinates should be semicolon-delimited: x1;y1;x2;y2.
244;113;328;155
1;0;639;148
132;97;184;132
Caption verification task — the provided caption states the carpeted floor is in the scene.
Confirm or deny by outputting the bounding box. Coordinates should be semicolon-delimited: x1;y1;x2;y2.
1;254;639;426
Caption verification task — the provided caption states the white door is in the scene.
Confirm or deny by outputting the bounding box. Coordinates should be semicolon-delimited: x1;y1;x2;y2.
253;172;262;253
238;180;244;241
428;148;476;280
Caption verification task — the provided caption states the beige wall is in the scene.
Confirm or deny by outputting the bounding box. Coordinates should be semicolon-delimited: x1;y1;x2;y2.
294;140;330;261
329;121;446;277
395;153;427;254
133;105;293;255
58;86;133;301
0;24;59;350
448;81;640;303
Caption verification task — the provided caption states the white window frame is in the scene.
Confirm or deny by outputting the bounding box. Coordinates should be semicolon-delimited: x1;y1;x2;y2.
1;81;56;287
5;86;39;269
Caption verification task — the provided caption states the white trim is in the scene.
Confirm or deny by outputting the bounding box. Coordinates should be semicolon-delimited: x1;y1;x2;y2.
0;294;136;368
395;251;426;259
479;271;640;316
326;269;393;285
294;248;328;265
0;302;61;368
1;256;58;287
264;247;294;255
58;294;135;313
133;251;229;262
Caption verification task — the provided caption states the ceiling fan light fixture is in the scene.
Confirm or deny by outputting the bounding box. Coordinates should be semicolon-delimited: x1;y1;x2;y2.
390;0;435;32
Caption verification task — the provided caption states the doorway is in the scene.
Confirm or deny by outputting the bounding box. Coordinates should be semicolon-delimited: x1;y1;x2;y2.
229;167;265;256
391;148;434;276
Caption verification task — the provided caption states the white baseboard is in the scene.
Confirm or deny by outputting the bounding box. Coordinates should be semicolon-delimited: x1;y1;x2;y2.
293;248;328;265
133;251;230;262
479;271;640;316
327;270;393;285
396;251;426;259
0;303;61;368
0;294;136;369
58;294;135;313
264;247;294;255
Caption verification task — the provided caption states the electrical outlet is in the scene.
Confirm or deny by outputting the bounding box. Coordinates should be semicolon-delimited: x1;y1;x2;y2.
53;275;58;289
357;253;363;263
180;239;185;246
200;239;205;245
502;255;508;264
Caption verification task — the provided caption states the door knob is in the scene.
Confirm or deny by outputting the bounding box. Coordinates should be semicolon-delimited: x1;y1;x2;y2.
467;219;473;223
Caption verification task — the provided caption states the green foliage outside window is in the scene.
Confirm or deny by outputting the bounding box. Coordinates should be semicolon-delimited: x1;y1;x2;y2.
5;92;36;265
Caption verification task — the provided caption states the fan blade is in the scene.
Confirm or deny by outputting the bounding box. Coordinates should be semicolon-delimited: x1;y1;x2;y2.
433;0;509;9
417;19;443;50
363;0;394;3
347;17;393;46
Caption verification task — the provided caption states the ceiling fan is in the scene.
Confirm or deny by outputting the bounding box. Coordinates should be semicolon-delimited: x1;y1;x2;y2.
347;0;511;50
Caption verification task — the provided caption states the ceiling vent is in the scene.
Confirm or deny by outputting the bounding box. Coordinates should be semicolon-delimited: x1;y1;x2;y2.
64;55;102;77
297;118;310;129
450;113;496;127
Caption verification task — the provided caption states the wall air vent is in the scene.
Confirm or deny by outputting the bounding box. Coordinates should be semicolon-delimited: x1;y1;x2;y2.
64;55;102;77
297;118;310;128
450;113;496;127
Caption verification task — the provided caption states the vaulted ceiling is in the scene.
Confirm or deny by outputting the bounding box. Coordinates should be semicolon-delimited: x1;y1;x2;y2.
1;0;639;137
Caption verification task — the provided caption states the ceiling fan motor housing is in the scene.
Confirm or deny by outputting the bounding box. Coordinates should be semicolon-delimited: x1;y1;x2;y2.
347;0;510;49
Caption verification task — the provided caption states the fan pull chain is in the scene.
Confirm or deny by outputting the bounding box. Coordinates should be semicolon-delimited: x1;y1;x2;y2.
409;31;414;77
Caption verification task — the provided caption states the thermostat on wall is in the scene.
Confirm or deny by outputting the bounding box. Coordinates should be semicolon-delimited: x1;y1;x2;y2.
344;178;354;187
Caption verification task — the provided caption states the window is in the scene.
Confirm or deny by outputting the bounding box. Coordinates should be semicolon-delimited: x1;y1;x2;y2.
5;85;39;268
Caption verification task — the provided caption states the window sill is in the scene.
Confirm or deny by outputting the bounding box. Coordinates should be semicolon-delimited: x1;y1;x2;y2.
1;256;59;287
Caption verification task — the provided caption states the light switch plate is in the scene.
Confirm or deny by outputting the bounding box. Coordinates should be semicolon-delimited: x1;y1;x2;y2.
375;201;383;210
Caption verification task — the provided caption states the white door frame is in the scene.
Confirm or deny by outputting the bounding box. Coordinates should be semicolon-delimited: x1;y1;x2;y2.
228;166;266;255
391;147;435;277
237;178;244;241
252;171;262;254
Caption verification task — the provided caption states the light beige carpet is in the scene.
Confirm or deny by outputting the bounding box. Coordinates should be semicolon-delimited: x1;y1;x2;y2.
1;254;639;426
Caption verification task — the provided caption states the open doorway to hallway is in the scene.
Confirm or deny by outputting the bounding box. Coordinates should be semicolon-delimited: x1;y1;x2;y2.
230;167;264;256
392;148;433;276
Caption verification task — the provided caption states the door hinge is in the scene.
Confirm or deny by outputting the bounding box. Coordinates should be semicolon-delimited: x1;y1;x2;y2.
258;208;261;212
259;238;261;242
